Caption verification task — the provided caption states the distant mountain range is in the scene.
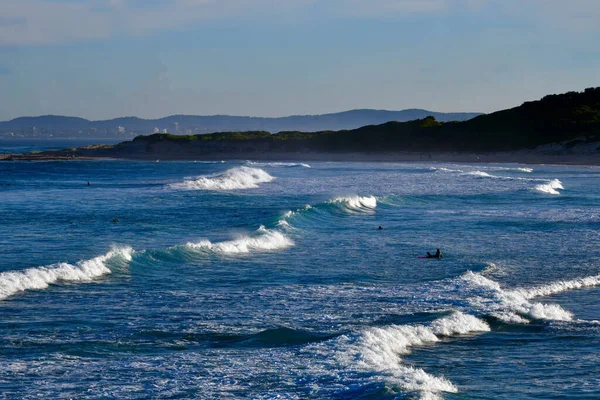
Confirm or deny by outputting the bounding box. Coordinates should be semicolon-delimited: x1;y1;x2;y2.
0;109;481;138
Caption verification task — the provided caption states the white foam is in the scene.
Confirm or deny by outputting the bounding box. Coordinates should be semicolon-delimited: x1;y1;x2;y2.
336;312;488;397
185;226;293;254
465;170;495;178
328;195;377;213
488;166;533;173
0;246;133;300
534;179;564;195
246;161;311;168
490;311;530;324
514;274;600;299
276;219;292;229
433;167;463;173
281;205;312;219
481;262;501;275
171;166;274;190
430;311;490;336
460;271;576;322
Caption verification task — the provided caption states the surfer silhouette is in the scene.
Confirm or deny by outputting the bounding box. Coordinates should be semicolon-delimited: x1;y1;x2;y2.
421;249;442;259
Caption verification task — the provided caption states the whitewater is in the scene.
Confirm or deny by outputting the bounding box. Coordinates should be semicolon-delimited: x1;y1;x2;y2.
1;158;600;399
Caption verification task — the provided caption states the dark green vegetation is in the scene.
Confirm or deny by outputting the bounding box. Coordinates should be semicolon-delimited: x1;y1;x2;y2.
114;87;600;154
442;87;600;151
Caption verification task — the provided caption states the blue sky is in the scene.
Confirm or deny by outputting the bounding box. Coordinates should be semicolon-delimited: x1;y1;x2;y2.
0;0;599;120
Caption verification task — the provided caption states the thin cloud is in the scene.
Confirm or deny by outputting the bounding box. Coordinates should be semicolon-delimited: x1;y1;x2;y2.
0;0;599;46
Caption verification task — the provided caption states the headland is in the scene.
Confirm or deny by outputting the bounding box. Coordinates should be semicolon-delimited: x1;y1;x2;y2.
2;87;599;165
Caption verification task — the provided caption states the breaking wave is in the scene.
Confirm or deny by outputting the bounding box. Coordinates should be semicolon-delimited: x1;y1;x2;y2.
435;166;565;195
276;196;378;230
514;274;600;300
459;270;600;323
465;170;495;178
171;167;274;190
246;161;311;168
298;270;600;398
327;195;377;214
0;246;133;301
483;166;534;173
501;167;533;173
326;312;489;399
433;166;533;174
185;226;293;254
534;179;564;195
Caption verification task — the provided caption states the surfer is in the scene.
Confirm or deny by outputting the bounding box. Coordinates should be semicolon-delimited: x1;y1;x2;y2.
112;217;119;223
378;226;383;230
422;249;442;259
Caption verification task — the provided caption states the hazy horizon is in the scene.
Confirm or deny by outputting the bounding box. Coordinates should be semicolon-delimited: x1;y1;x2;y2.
1;107;483;122
1;1;598;121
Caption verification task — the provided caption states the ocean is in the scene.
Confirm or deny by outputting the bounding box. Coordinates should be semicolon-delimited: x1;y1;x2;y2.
1;150;599;399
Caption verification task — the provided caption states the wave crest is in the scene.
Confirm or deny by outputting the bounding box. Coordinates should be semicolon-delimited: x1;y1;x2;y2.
336;312;488;397
327;195;377;214
465;170;495;178
460;271;578;322
0;246;133;301
171;167;274;190
534;179;564;195
246;161;310;168
185;226;293;254
514;274;600;299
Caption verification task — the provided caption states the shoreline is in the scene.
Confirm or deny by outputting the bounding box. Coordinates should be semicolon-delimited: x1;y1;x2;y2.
1;151;598;166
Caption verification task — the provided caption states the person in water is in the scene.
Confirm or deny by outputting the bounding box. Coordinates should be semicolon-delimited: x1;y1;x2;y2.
425;249;443;258
378;226;383;230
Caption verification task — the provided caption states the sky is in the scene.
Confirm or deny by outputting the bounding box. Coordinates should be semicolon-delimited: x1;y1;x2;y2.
0;0;599;120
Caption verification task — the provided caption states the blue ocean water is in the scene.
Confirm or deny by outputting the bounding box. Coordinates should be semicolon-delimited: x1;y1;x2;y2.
1;154;599;399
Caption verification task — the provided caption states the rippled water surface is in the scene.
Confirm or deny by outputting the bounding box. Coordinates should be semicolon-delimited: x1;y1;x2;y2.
1;158;599;399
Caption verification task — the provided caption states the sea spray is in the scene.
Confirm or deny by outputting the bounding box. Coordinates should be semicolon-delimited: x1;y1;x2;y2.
534;179;564;195
0;246;133;300
171;166;274;190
